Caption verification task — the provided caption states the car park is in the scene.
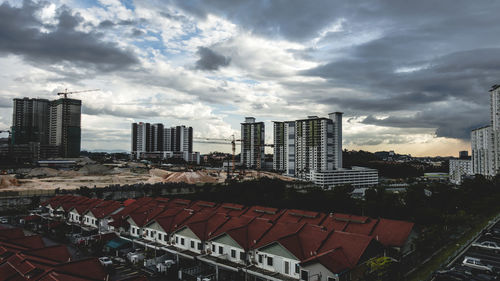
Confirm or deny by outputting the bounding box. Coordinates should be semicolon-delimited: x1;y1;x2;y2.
473;241;500;251
462;257;494;273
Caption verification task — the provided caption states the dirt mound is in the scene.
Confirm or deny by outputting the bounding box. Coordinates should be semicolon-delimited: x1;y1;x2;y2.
0;175;20;189
148;169;217;184
78;164;113;176
27;168;61;177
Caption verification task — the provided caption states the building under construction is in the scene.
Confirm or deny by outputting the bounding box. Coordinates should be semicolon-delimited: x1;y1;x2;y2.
4;95;83;162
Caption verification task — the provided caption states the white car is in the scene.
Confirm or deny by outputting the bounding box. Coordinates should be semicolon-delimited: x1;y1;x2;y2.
98;257;113;267
472;241;500;251
0;217;8;224
462;257;493;272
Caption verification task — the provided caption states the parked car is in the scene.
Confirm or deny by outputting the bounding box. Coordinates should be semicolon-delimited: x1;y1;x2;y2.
472;241;500;251
0;217;8;224
99;257;113;267
462;257;494;273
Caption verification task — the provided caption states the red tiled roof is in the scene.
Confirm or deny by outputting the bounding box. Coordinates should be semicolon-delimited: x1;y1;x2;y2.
215;203;247;217
166;198;192;209
210;216;254;238
243;206;285;221
23;245;71;264
343;218;379;236
252;221;305;249
317;231;376;266
275;224;330;261
211;217;274;250
51;258;107;281
189;201;218;212
149;209;194;233
9;235;46;250
0;228;24;240
123;199;136;206
277;209;326;225
371;218;414;247
180;213;229;241
88;201;122;219
301;248;353;274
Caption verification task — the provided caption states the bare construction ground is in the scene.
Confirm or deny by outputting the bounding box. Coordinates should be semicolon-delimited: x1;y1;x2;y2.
0;163;294;191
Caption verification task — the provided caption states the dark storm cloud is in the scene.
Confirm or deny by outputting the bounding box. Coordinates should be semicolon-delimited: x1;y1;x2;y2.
0;1;138;71
195;47;231;71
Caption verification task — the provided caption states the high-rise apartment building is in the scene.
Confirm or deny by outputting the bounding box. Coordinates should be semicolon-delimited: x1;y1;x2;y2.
490;85;500;174
449;158;472;185
131;122;151;158
49;98;82;158
275;113;342;178
152;123;164;152
11;98;50;145
131;122;197;163
471;84;500;177
471;126;493;176
241;117;265;169
274;112;378;188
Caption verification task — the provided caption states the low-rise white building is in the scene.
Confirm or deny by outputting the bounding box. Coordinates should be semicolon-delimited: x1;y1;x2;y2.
308;166;379;188
449;158;472;185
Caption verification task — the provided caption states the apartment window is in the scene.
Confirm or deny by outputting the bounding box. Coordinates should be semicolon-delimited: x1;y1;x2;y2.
284;261;290;274
301;270;309;281
240;252;246;261
191;241;195;248
181;238;185;245
231;249;236;258
258;254;263;263
212;244;216;252
295;264;300;274
219;246;223;255
267;256;273;266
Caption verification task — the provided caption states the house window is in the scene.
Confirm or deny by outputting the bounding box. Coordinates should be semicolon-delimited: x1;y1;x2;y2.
181;238;185;245
212;244;216;252
150;231;154;238
146;230;149;236
219;246;223;254
301;270;309;281
164;235;168;242
327;277;335;281
197;242;202;250
191;241;195;248
295;264;300;274
175;236;178;244
267;256;273;266
132;228;135;234
231;249;236;258
284;261;290;274
158;233;162;240
240;252;246;261
258;254;263;263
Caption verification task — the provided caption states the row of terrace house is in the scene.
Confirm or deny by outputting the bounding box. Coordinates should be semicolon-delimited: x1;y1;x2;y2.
40;195;417;281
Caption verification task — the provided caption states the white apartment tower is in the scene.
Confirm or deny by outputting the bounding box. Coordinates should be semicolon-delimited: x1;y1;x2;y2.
241;117;265;169
471;84;500;177
274;113;343;179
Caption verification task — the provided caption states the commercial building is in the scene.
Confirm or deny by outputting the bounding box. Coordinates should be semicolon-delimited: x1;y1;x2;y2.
274;112;377;188
131;122;199;164
449;158;472;185
241;117;265;169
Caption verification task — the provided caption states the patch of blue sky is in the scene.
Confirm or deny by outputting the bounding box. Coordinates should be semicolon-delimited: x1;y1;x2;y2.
120;0;135;11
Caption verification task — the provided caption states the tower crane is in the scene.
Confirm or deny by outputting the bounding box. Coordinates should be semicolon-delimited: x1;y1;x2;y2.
57;89;100;99
194;135;274;177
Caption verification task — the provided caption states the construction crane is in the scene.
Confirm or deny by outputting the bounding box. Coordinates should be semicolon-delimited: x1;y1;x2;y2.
194;135;274;177
57;89;99;99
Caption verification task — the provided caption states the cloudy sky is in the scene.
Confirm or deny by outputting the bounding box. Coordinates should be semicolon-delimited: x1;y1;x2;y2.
0;0;497;156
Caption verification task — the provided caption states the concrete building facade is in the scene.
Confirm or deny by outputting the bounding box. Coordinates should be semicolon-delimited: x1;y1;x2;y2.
48;98;82;158
241;117;265;169
449;159;473;185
